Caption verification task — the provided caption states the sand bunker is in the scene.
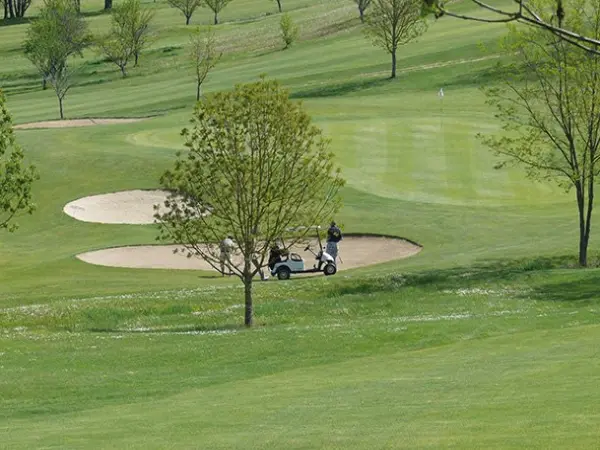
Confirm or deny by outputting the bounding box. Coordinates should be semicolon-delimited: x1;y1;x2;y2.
14;118;147;130
76;236;422;272
64;190;170;224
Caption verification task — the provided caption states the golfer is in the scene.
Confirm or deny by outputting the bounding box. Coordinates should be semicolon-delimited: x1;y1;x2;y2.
219;235;235;275
326;221;342;262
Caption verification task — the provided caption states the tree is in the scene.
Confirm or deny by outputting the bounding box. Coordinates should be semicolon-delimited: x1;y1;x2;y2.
354;0;371;22
423;0;600;54
166;0;202;25
155;78;345;326
273;0;282;13
364;0;427;78
104;0;112;10
3;0;32;19
480;0;600;266
96;0;153;75
24;0;90;118
203;0;233;25
96;34;133;77
279;13;298;49
189;27;221;101
0;90;39;232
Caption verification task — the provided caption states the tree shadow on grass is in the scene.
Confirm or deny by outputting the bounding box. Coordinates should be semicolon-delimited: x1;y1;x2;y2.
326;254;592;298
291;77;391;99
522;275;600;304
92;322;245;334
0;17;32;27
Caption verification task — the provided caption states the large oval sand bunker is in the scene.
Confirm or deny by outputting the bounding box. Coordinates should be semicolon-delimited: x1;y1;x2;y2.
76;236;422;271
64;190;170;224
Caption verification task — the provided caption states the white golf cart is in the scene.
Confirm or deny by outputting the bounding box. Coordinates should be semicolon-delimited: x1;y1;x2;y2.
270;226;337;280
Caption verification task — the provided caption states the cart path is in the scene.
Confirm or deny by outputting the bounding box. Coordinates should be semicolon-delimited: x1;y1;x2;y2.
76;236;422;272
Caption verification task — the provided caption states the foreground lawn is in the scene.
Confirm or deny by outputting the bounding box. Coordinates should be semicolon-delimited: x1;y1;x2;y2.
3;264;600;448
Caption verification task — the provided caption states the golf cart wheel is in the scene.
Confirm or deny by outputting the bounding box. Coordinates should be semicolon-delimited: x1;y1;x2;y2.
277;266;291;280
323;263;337;276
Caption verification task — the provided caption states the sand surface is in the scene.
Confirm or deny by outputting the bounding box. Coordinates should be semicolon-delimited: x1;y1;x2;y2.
76;236;422;272
14;118;147;129
64;190;170;224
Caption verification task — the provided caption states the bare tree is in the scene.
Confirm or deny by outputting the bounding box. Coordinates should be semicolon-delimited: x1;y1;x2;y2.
167;0;202;25
365;0;427;78
203;0;233;25
423;0;600;54
189;27;221;101
354;0;371;22
156;78;344;326
480;0;600;266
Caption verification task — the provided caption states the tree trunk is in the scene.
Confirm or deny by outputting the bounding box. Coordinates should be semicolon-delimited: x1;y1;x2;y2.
134;51;139;67
244;275;253;326
214;11;218;25
359;5;364;22
3;0;8;20
42;77;47;90
196;82;200;102
104;0;112;10
391;49;397;79
276;0;282;12
7;0;14;19
576;182;589;267
185;14;190;25
120;65;127;77
58;96;64;120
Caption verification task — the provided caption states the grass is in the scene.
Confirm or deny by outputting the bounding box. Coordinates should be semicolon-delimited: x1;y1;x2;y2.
2;0;600;446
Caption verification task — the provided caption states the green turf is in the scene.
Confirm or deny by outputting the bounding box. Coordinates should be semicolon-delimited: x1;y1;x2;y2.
2;0;600;446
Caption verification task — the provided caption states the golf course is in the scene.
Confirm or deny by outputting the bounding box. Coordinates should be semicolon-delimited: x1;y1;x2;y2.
2;0;600;447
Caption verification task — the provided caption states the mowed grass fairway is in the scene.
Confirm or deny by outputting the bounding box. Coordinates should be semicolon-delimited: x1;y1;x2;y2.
2;0;600;447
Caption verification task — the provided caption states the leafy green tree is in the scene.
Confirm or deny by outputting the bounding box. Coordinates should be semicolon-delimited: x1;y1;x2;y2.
96;0;153;76
364;0;427;78
203;0;233;25
0;90;39;232
279;13;298;49
23;0;90;118
155;78;345;326
480;0;600;266
189;26;221;101
166;0;202;25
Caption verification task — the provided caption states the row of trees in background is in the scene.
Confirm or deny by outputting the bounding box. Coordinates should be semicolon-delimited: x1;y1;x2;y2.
167;0;232;25
3;0;32;19
23;0;153;118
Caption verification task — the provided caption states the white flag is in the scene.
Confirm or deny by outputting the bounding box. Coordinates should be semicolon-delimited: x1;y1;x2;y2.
438;88;444;98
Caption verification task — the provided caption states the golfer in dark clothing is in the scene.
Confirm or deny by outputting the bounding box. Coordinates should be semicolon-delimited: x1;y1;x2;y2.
326;221;342;261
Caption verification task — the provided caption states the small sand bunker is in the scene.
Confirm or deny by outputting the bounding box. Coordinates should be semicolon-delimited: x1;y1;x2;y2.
14;118;147;130
76;236;422;272
64;190;170;224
